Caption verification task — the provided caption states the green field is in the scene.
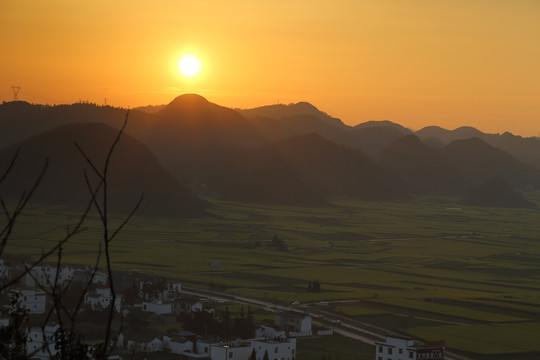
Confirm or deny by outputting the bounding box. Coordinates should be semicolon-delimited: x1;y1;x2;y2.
4;195;540;358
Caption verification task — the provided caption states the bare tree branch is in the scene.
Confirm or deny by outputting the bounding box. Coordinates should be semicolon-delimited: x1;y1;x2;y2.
0;159;48;257
0;148;20;183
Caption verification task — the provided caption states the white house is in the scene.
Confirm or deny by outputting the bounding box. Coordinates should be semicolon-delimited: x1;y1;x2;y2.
85;288;122;312
25;265;74;288
162;331;212;357
255;325;286;339
17;289;46;314
275;312;312;333
174;299;203;314
92;271;108;285
125;335;164;353
211;341;253;360
142;300;173;315
375;335;445;360
163;335;195;355
251;338;296;360
27;323;60;359
194;339;213;357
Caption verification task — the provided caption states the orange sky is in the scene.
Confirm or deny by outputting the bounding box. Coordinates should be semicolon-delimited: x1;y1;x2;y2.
1;0;539;136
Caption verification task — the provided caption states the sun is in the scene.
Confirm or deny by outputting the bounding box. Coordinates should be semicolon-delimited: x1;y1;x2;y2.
178;55;200;77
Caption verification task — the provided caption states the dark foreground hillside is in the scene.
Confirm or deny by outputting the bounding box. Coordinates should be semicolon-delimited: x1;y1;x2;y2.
0;122;207;217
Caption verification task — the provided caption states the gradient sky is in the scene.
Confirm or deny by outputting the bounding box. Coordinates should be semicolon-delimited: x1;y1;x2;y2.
1;0;539;136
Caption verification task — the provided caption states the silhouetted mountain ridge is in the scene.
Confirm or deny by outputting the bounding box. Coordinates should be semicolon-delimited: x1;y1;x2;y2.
237;102;344;127
3;95;540;206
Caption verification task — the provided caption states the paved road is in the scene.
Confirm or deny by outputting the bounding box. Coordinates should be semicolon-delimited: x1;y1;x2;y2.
183;286;471;360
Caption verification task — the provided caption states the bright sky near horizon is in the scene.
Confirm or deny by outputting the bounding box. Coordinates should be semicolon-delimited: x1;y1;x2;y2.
1;0;539;136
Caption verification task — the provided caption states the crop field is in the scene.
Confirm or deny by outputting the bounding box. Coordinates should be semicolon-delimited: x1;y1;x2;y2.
3;194;540;358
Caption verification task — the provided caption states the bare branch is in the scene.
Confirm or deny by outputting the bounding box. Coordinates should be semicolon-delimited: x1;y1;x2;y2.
74;143;104;182
109;193;143;242
0;159;48;257
0;148;20;183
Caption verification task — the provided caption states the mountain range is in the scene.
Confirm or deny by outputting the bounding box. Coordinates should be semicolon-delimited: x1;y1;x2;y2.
2;94;540;210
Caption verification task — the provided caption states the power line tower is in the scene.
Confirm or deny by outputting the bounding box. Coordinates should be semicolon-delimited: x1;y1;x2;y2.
11;86;22;101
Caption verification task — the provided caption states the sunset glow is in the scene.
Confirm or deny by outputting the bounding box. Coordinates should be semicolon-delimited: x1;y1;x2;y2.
1;1;540;136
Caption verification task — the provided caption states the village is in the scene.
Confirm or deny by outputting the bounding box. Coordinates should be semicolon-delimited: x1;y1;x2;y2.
0;258;324;359
1;258;447;360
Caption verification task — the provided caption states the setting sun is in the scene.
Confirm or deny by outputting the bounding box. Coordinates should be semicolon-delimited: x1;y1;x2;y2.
178;55;200;77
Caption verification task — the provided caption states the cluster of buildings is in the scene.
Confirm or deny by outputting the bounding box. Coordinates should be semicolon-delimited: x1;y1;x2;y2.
1;259;446;360
116;331;297;360
0;259;306;360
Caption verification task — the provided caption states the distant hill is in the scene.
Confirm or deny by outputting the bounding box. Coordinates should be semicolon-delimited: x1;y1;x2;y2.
352;126;411;159
421;137;446;149
0;123;207;217
244;114;349;145
416;126;484;144
237;102;345;127
127;94;266;169
173;142;248;195
0;101;127;147
460;178;536;208
220;133;404;205
484;132;540;170
379;135;463;195
354;120;412;134
415;125;540;171
221;159;329;207
442;137;540;190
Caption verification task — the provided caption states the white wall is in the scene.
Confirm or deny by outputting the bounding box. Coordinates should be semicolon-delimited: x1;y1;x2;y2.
142;301;172;315
19;290;46;314
251;338;296;360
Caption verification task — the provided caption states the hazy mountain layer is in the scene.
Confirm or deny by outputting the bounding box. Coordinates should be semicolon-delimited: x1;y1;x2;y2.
2;95;540;207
